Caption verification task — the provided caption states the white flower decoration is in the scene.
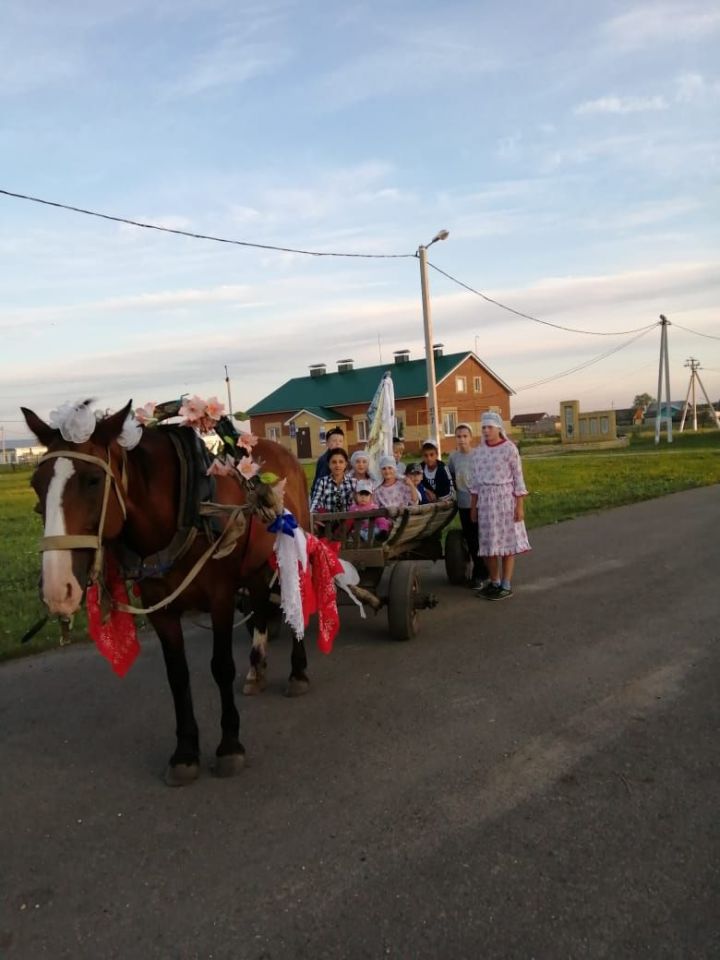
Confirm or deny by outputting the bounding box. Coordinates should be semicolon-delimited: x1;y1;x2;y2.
49;400;97;444
118;414;143;450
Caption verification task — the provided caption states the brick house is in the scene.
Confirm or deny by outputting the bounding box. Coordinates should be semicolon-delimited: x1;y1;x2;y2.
245;347;514;460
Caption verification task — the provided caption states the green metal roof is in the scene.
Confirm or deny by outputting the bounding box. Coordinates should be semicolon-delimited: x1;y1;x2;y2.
286;406;347;422
247;352;503;416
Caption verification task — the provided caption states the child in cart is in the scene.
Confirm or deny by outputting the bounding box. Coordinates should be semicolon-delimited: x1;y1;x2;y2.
347;479;392;542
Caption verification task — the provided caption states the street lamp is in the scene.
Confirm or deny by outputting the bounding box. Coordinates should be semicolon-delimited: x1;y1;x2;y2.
418;230;449;449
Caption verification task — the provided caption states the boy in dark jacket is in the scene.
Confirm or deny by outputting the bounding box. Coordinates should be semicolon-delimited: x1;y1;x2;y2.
420;439;454;502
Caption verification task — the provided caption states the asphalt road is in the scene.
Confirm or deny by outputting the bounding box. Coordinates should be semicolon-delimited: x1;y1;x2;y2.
2;486;719;960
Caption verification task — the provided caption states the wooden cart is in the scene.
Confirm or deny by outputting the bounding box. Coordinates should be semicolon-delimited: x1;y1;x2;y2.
310;501;458;641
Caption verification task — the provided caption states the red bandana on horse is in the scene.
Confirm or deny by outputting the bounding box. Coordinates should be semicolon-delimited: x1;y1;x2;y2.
86;553;140;677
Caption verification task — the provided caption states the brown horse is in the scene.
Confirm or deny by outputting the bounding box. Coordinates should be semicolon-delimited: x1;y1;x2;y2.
22;402;311;785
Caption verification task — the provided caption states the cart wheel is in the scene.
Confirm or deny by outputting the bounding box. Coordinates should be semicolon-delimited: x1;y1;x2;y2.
444;529;470;585
387;561;420;641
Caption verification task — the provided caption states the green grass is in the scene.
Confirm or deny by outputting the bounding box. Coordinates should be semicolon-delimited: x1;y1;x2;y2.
523;445;720;528
1;435;719;660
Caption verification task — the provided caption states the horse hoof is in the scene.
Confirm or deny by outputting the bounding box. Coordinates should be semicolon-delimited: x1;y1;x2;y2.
213;752;246;778
284;677;310;698
164;762;200;787
242;676;267;696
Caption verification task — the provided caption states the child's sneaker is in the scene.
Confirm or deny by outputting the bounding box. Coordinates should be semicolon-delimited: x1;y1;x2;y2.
488;586;513;600
477;582;501;598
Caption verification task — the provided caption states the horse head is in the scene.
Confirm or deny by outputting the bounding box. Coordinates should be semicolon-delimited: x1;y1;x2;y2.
22;400;133;617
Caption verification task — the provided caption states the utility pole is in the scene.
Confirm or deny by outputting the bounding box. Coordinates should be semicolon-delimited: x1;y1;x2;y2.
654;315;673;445
680;357;720;431
224;365;233;421
418;229;449;449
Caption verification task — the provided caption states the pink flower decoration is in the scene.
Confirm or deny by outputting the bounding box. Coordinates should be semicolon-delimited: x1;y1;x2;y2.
134;401;157;425
206;461;236;478
240;432;258;449
179;395;207;423
205;396;225;420
237;456;260;480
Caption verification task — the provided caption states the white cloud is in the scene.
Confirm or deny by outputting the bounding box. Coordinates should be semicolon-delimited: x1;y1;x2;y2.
578;197;702;231
311;22;500;109
5;259;719;429
165;40;290;96
675;71;720;102
574;95;668;115
602;3;720;52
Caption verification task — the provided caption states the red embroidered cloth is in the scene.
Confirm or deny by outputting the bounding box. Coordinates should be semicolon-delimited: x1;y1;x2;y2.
86;554;140;677
302;535;343;654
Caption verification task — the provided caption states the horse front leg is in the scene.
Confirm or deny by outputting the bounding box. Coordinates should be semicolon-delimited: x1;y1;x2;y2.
210;596;246;777
150;611;200;786
286;632;310;698
242;587;270;696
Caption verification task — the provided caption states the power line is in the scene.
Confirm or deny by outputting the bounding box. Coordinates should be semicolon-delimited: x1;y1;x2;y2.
427;260;658;337
671;321;720;342
0;188;415;260
515;325;657;392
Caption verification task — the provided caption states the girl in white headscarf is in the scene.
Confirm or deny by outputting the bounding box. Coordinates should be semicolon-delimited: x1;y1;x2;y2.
468;412;530;599
374;455;420;509
348;449;374;485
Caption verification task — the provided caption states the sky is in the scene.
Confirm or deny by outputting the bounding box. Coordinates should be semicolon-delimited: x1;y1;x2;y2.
1;0;719;438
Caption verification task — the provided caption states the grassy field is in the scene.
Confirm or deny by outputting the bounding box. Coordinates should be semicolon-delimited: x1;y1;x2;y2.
1;430;718;660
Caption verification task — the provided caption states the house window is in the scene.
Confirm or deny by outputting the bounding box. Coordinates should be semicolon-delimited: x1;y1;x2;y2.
442;410;457;436
395;411;406;438
473;376;482;393
355;418;369;442
590;418;598;435
600;416;609;435
579;419;588;436
455;376;467;393
266;424;281;441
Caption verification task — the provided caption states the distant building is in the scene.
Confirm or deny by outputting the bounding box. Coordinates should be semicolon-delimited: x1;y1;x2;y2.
246;348;514;459
615;407;644;427
0;438;46;465
560;400;618;444
510;412;559;436
643;401;689;424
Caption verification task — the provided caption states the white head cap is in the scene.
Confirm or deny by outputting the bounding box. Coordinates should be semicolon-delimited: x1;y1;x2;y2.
481;411;505;436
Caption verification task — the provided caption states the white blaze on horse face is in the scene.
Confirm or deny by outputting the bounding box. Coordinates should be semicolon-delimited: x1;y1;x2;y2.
43;457;83;616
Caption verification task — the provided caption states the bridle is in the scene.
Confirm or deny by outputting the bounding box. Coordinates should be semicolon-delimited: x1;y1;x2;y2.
35;445;271;617
37;448;128;584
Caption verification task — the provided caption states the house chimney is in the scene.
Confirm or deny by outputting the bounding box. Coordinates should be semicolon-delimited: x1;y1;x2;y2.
309;363;326;378
393;349;410;364
433;343;444;359
337;358;354;373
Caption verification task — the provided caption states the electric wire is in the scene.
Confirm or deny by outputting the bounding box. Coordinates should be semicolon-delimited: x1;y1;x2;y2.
0;189;415;260
515;325;657;392
671;321;720;341
427;260;659;337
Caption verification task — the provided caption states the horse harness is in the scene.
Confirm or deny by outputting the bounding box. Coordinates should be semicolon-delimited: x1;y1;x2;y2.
36;445;254;617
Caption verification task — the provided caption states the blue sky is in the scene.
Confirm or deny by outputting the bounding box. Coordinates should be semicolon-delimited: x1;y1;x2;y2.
2;0;719;437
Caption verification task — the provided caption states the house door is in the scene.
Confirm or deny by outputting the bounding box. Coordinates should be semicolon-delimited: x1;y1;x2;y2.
296;427;312;459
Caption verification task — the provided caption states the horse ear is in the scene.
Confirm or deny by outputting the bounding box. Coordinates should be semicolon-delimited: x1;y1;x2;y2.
21;407;60;447
93;400;133;446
